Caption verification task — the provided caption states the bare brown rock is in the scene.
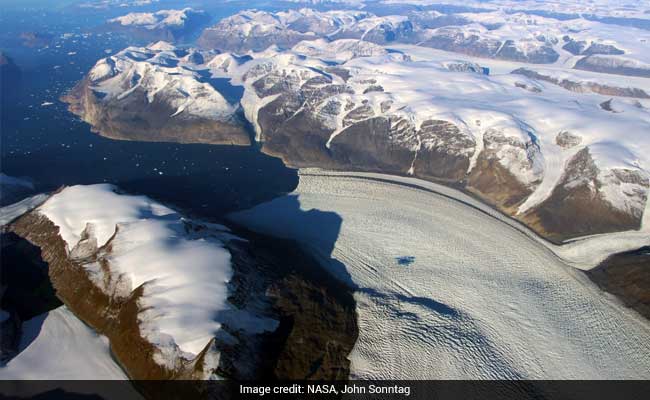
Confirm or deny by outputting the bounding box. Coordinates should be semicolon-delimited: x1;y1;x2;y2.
521;148;642;242
555;131;582;149
62;78;251;146
467;130;541;213
467;154;533;213
414;120;475;181
588;247;650;320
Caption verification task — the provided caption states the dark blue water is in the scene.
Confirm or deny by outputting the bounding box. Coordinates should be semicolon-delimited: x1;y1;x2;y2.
0;3;298;218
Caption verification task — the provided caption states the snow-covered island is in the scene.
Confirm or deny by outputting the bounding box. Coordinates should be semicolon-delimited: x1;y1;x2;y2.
106;8;210;42
62;42;251;146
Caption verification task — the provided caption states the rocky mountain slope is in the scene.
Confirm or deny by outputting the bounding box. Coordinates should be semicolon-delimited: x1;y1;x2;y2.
3;185;357;382
224;44;648;241
66;40;650;242
574;55;650;78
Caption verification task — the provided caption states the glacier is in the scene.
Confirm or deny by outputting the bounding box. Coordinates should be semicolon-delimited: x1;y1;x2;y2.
230;169;650;379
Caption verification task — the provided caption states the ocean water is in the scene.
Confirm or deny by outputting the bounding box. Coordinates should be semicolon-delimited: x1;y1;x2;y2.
0;2;298;218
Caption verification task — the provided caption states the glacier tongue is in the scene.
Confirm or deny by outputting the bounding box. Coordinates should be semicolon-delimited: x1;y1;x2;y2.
230;170;650;379
1;306;129;380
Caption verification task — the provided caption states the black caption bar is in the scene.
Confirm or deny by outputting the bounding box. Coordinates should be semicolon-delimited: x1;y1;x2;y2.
1;381;649;400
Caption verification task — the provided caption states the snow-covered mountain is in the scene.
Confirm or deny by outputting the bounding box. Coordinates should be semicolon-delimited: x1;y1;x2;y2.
392;0;650;21
574;55;650;78
454;11;650;75
199;8;650;71
108;8;201;30
9;185;249;379
291;38;390;62
222;45;649;241
198;8;454;52
80;0;159;9
106;8;210;42
511;68;650;98
197;9;374;52
419;24;559;64
63;42;250;145
68;39;650;241
3;185;357;380
7;2;650;383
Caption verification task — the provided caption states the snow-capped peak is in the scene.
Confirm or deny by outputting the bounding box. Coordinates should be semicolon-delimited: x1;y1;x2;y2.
86;45;237;120
148;40;176;51
108;8;204;30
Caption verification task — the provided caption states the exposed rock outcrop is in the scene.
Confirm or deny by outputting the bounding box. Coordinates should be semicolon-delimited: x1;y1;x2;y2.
521;148;649;241
574;55;650;78
511;68;650;99
562;36;625;57
588;246;650;320
467;130;542;213
555;131;582;149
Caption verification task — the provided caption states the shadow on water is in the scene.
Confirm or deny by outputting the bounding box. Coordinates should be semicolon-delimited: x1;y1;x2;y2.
2;134;299;221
